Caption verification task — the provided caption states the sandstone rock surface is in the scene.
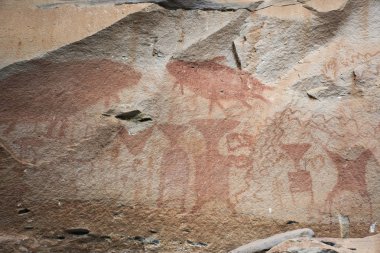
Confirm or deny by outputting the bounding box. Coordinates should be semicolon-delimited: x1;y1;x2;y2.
230;228;315;253
267;234;380;253
0;0;151;68
0;0;379;252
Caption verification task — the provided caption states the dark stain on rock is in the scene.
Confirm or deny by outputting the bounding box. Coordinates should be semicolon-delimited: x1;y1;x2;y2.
115;110;142;120
286;220;299;225
65;228;90;235
187;240;208;247
321;241;336;247
17;208;30;215
55;235;65;240
114;110;152;123
138;117;152;122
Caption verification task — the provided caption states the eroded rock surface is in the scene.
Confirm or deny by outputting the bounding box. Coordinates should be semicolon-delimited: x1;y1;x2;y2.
0;0;151;68
267;234;380;253
0;0;379;252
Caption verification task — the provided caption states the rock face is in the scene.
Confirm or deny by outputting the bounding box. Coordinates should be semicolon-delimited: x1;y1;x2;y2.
230;228;315;253
0;0;380;252
267;234;380;253
0;0;150;68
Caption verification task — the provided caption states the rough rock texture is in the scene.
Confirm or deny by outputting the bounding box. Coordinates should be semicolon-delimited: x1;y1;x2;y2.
230;228;315;253
267;234;380;253
0;0;151;68
0;0;380;252
36;0;300;10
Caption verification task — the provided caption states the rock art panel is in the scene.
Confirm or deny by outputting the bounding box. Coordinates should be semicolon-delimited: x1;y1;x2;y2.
324;148;376;221
190;119;240;213
157;123;190;210
0;1;379;249
111;126;154;203
0;59;141;138
239;104;380;222
281;143;314;204
166;57;270;113
112;126;154;157
225;132;257;203
226;133;255;153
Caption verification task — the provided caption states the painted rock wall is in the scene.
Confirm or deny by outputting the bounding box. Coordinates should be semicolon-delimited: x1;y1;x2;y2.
0;0;379;251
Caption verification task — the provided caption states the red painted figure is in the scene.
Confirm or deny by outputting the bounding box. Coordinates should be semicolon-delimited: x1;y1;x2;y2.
167;58;270;113
157;123;190;211
281;143;314;203
325;148;375;220
190;119;240;213
0;59;141;137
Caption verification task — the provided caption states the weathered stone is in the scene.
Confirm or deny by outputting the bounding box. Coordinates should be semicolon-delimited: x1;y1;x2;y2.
187;240;208;247
0;0;379;252
284;249;339;253
267;234;380;253
37;0;272;11
230;228;315;253
0;1;151;68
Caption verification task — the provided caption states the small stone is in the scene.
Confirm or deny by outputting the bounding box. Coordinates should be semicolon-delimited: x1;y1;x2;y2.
230;228;314;253
306;86;329;99
145;238;160;245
